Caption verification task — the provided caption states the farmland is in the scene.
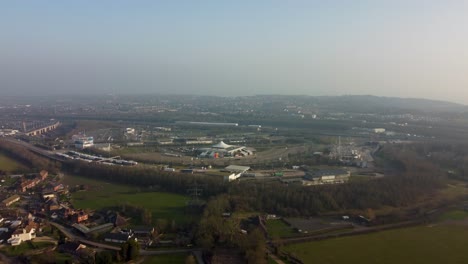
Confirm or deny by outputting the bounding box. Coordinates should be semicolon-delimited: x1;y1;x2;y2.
63;174;191;224
283;224;468;264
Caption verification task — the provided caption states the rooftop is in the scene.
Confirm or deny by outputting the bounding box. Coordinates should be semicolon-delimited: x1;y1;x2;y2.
212;141;232;149
223;165;250;173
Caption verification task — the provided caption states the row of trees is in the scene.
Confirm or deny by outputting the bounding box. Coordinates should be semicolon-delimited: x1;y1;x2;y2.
66;143;445;217
1;138;446;218
227;145;445;216
64;161;226;197
0;140;60;173
404;142;468;181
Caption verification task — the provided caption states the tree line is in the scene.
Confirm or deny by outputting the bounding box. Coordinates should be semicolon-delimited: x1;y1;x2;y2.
63;161;227;197
398;142;468;182
0;140;60;173
0;139;447;217
227;145;445;216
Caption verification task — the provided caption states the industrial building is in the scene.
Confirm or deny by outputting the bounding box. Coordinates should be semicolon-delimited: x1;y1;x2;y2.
176;121;239;127
222;165;250;182
304;169;351;185
373;128;386;133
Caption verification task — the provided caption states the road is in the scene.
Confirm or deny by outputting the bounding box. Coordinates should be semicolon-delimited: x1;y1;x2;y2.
0;137;65;162
276;219;423;245
51;222;206;263
33;236;58;245
267;250;286;264
50;222;121;251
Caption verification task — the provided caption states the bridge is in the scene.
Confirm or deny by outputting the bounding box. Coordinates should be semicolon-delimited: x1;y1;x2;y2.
25;121;61;136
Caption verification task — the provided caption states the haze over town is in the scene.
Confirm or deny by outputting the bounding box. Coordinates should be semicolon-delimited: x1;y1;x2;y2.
2;1;468;104
5;2;468;264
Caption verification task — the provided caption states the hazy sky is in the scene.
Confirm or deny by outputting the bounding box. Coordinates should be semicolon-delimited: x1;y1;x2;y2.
2;1;468;103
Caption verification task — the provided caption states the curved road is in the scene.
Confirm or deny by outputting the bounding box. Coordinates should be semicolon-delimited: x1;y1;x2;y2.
50;222;206;263
50;222;120;251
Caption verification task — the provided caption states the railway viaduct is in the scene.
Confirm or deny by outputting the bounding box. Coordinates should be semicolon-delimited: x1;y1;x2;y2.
24;121;61;136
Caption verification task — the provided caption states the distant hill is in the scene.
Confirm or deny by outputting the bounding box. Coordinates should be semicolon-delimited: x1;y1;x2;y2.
311;95;467;113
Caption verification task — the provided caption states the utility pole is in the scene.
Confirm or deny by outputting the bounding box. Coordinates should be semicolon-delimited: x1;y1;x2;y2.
338;136;342;160
187;181;204;207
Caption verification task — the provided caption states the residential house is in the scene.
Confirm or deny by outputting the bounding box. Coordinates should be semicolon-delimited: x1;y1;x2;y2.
42;192;55;200
2;195;20;207
39;170;48;181
59;241;87;255
45;198;60;211
53;183;64;192
18;178;40;192
70;210;88;223
133;226;155;237
114;214;128;227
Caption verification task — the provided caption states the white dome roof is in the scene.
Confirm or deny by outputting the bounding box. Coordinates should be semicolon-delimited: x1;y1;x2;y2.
212;141;232;149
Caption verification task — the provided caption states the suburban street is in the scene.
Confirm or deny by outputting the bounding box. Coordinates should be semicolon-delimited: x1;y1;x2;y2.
51;222;206;263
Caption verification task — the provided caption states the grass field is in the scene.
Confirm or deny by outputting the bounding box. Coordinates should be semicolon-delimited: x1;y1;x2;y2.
64;174;191;224
0;152;28;172
142;253;188;264
438;210;468;221
52;252;73;264
266;219;297;238
284;225;468;264
29;252;73;264
0;241;55;257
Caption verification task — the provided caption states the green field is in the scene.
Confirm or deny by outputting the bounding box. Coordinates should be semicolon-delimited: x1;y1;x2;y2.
51;252;73;264
142;253;188;264
29;252;73;264
0;152;28;172
64;174;191;224
0;242;55;257
284;225;468;264
266;219;297;238
438;210;468;221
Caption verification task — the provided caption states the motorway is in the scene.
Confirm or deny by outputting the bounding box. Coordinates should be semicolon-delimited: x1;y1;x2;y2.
0;137;65;162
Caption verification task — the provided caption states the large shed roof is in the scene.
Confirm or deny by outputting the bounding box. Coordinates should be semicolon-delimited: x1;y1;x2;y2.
224;165;250;173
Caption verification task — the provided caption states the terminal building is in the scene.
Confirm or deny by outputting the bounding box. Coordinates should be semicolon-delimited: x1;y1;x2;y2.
73;135;94;149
